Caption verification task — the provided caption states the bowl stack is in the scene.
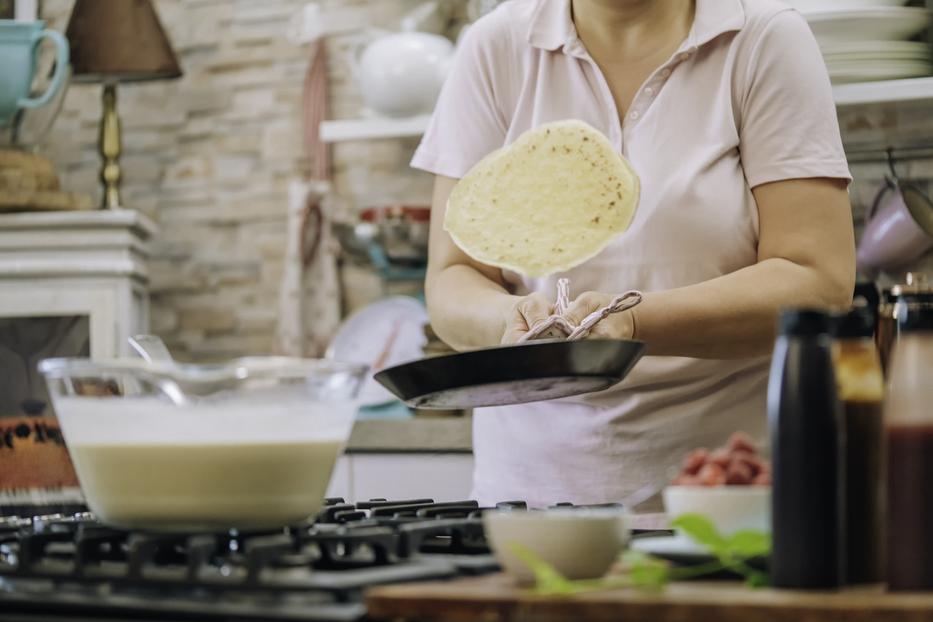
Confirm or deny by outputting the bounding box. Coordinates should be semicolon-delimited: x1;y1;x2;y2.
787;0;931;83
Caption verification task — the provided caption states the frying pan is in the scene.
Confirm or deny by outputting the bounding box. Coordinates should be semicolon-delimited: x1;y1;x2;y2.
373;338;645;409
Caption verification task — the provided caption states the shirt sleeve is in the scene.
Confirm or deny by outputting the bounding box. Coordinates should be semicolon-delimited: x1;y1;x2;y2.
737;10;852;189
410;14;510;179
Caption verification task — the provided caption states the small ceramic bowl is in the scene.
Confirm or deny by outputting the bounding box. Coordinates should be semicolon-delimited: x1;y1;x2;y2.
483;508;629;584
663;486;771;534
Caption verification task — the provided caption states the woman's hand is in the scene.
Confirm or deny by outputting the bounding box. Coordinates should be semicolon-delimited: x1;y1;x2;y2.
563;292;636;340
500;293;554;345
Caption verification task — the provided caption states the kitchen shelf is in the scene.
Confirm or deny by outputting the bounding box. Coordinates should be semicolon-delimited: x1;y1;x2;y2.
833;76;933;106
320;115;431;143
319;79;933;142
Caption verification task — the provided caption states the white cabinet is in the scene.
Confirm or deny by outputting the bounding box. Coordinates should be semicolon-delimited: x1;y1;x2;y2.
0;209;156;359
326;453;474;502
0;210;156;417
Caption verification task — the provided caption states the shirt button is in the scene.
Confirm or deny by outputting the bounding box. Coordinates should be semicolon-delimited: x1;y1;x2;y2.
680;52;691;61
644;86;654;96
661;68;672;78
630;110;640;120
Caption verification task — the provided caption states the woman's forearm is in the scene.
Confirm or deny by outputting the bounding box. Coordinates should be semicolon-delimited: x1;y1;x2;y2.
635;178;855;359
634;257;853;359
426;264;517;351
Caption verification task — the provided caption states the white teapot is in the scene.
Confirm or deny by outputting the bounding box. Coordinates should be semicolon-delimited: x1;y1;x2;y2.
352;5;454;117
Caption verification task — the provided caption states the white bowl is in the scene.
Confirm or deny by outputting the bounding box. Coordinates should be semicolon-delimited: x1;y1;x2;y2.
483;509;629;584
38;357;366;531
663;486;771;535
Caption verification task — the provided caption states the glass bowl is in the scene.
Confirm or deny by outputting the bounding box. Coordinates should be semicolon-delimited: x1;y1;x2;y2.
38;356;367;531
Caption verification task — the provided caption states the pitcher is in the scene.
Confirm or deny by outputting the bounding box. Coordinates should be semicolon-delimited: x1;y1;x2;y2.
0;20;69;126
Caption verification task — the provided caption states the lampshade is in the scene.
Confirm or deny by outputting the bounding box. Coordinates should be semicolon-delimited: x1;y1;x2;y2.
65;0;182;83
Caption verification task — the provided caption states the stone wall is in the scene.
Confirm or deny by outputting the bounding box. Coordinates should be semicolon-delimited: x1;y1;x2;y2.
39;0;443;361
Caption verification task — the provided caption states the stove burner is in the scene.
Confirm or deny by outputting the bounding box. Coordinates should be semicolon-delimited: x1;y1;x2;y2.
0;498;652;621
0;498;497;621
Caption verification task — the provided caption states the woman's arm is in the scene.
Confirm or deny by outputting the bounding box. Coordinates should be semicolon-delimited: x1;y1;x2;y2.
563;177;856;358
425;175;553;351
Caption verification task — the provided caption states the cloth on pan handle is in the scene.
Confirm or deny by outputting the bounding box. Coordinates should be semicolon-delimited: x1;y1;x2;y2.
517;278;643;343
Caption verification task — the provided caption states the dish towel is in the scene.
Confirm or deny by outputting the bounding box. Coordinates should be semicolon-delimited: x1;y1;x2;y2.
517;278;643;342
276;38;341;356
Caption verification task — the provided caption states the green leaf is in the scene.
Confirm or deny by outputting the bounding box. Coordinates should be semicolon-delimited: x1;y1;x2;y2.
622;550;670;589
502;515;771;596
744;570;770;588
725;530;771;558
507;542;578;595
669;513;728;555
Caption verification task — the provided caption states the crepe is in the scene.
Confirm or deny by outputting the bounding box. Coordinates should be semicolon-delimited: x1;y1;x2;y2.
445;119;639;277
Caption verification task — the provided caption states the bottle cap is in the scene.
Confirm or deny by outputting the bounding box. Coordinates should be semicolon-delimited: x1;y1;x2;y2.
831;307;875;339
854;281;880;311
777;308;832;336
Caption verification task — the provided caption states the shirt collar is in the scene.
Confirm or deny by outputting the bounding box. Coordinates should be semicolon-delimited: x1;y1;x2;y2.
527;0;746;53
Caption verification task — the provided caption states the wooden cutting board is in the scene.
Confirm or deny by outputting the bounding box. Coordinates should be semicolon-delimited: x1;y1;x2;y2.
367;574;933;622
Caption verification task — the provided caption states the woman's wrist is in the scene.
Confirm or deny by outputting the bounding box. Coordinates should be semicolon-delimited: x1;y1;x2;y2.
610;308;636;340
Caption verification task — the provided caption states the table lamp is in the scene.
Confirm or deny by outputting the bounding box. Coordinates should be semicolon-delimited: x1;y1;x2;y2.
65;0;181;209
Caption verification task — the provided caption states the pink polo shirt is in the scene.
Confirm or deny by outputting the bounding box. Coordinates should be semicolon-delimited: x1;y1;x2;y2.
412;0;851;508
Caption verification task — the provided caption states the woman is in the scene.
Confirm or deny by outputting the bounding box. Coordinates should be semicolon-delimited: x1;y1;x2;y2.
412;0;855;508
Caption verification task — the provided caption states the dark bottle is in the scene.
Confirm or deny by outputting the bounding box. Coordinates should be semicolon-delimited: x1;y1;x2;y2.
886;305;933;591
831;308;885;585
768;309;845;589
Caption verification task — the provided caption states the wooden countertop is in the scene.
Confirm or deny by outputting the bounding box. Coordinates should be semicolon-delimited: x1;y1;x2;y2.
367;573;933;622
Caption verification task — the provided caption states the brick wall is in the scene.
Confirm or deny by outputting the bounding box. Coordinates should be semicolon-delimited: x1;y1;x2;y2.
39;0;442;361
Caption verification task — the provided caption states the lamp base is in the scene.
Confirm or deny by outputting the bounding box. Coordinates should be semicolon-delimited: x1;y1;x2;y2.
98;83;122;210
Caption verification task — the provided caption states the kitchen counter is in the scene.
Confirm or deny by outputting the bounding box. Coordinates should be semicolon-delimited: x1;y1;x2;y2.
332;416;474;502
367;574;933;622
346;416;472;454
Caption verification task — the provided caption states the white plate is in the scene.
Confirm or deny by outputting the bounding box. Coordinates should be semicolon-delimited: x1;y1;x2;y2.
828;62;932;83
826;59;931;71
823;43;931;62
821;40;931;57
786;0;908;13
824;50;931;62
631;533;709;557
806;7;929;44
327;296;428;407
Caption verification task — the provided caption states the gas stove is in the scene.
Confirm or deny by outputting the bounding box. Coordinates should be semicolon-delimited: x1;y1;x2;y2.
0;497;508;621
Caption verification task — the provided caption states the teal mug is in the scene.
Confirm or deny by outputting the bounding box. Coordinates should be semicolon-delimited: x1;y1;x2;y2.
0;20;69;125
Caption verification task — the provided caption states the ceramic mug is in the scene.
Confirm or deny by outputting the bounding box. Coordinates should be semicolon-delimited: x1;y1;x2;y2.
0;20;69;125
856;178;933;275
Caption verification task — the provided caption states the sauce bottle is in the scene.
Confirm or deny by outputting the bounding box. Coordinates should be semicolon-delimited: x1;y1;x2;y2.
886;304;933;591
832;308;885;585
768;309;845;589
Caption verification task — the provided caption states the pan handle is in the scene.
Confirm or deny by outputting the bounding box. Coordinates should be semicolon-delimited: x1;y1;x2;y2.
517;278;644;343
566;290;643;341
